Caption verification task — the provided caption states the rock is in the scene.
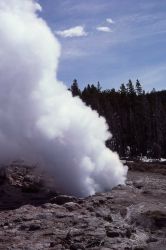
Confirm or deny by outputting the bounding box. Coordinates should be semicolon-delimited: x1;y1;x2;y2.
29;223;41;231
50;195;77;205
0;162;165;250
120;208;128;218
64;202;81;211
133;180;144;189
19;224;29;230
106;230;120;238
100;248;112;250
21;182;40;193
0;167;7;185
134;247;147;250
95;209;113;222
70;243;85;249
145;210;166;228
125;228;132;238
146;237;158;243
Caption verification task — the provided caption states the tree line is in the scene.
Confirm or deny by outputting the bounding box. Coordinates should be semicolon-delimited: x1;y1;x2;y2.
69;79;166;159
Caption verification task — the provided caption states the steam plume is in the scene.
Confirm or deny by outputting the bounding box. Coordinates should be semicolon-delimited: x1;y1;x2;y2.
0;0;127;197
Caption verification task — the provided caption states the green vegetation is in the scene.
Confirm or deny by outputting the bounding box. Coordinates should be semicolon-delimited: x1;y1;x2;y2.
70;79;166;158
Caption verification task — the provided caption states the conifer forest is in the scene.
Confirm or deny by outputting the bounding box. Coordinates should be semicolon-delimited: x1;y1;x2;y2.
70;79;166;158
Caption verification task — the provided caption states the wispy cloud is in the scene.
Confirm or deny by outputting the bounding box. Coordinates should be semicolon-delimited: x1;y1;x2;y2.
60;1;110;15
61;46;88;59
106;18;115;24
56;26;87;38
96;26;112;32
50;0;166;91
103;12;166;46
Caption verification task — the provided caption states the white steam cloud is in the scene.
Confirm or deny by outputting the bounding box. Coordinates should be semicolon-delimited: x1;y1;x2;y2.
0;0;127;197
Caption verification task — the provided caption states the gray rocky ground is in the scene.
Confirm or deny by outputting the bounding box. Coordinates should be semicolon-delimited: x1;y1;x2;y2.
0;161;165;250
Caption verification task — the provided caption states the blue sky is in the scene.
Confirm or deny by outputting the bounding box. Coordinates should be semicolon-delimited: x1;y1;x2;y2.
38;0;166;91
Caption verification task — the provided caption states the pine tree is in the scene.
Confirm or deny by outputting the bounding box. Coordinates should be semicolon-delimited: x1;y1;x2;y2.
73;78;166;158
135;79;143;95
119;83;127;95
126;79;135;95
97;81;102;92
70;79;81;97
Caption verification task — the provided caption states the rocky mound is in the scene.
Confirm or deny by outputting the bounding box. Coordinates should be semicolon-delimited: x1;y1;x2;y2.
0;162;165;250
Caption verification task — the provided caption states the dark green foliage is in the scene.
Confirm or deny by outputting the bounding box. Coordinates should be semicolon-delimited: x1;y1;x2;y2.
150;143;161;159
119;83;127;95
126;79;136;95
97;81;102;92
70;79;166;158
70;79;81;97
135;79;143;95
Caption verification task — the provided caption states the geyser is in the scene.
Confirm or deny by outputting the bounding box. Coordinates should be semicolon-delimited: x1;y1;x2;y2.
0;0;127;197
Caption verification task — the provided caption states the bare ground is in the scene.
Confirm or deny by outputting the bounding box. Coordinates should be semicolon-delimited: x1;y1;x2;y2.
0;161;165;250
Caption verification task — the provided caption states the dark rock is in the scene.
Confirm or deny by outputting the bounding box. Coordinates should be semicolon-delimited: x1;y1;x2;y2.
86;206;94;212
125;228;132;238
29;223;41;231
86;238;103;248
106;230;120;237
19;224;29;230
146;237;158;243
134;247;147;250
70;243;85;250
120;208;128;218
22;182;41;193
0;167;7;185
133;181;144;189
50;195;77;205
145;210;166;228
